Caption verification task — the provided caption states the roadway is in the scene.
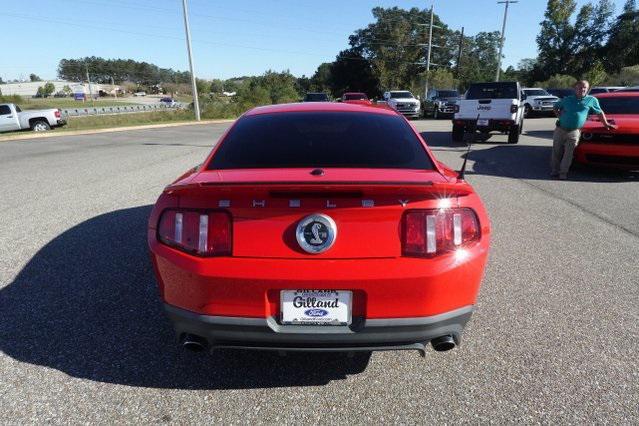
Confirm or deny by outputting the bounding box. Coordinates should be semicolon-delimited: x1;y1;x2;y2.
0;117;637;423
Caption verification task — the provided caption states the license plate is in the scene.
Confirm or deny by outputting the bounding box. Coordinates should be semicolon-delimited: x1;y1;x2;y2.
477;118;489;126
281;290;352;325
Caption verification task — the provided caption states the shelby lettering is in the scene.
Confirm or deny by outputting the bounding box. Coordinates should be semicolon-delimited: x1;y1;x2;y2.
293;296;339;308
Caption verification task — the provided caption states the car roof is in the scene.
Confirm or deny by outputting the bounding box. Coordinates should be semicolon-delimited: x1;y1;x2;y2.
594;92;639;98
244;102;397;117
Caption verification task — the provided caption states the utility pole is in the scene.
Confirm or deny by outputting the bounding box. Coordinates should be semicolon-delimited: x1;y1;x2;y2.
181;0;200;121
424;4;434;99
495;0;517;82
456;26;464;79
85;63;95;107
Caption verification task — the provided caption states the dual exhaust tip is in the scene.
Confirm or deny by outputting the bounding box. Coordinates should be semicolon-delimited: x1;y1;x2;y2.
180;333;457;353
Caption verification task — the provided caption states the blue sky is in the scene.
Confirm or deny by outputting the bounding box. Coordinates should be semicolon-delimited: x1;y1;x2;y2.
2;0;621;81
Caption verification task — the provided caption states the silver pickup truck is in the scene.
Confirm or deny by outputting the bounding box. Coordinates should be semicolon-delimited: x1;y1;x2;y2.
0;103;67;133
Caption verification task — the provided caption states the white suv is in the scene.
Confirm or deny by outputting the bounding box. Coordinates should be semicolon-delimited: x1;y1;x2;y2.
382;91;421;118
521;88;559;117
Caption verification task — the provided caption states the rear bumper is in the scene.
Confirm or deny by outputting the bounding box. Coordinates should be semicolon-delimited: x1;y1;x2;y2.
575;142;639;169
453;119;516;132
164;303;474;351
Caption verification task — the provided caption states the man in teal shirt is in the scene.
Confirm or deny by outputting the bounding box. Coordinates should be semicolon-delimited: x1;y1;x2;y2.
551;80;615;179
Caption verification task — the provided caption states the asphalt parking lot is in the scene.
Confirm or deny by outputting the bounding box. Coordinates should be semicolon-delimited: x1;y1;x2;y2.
0;117;637;423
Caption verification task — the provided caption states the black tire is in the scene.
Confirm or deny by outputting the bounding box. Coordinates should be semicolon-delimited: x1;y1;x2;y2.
31;120;51;131
452;124;465;142
508;125;520;144
524;104;532;118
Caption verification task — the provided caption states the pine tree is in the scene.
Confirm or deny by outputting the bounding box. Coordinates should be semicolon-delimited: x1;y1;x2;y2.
605;0;639;72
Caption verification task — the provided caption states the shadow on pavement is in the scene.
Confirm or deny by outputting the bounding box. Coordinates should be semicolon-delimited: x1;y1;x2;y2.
0;206;371;390
466;144;638;182
420;131;637;182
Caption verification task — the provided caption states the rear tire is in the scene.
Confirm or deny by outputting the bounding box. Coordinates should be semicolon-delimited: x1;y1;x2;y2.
508;125;520;144
31;120;51;132
452;124;465;142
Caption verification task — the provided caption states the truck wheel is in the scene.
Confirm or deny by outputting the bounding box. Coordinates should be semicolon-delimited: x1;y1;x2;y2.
508;125;520;144
31;120;51;131
452;124;465;142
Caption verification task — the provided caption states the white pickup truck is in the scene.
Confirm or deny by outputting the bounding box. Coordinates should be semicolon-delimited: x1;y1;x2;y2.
0;103;67;133
382;90;421;118
452;81;524;144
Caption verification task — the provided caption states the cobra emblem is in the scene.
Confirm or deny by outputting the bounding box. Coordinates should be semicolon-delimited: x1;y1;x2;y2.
310;223;323;244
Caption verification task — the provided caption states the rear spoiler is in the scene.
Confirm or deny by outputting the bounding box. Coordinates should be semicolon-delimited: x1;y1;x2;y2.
164;181;474;198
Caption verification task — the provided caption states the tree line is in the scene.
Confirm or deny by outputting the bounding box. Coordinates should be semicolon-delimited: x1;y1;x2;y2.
48;0;638;108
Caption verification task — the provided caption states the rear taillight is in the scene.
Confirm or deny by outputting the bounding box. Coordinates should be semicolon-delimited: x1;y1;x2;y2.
158;209;231;256
55;110;61;118
402;208;480;257
510;104;518;113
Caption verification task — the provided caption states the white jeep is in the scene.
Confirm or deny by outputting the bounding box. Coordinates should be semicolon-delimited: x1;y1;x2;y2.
453;81;525;144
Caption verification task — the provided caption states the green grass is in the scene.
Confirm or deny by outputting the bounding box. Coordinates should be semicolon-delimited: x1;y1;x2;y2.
0;98;242;137
18;97;137;110
63;110;200;131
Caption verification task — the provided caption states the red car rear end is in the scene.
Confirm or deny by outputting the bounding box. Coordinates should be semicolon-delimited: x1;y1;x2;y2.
575;92;639;170
148;102;491;354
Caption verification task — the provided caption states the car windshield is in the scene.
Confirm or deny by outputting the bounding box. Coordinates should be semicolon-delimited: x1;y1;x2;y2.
523;89;550;96
344;93;367;100
304;93;329;101
207;112;433;170
466;83;518;100
596;97;639;114
389;91;414;99
437;90;458;98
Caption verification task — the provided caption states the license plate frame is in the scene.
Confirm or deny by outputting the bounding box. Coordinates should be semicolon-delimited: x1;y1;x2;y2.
280;290;352;326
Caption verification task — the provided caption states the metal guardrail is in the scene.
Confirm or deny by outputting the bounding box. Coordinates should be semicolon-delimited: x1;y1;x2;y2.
60;103;183;117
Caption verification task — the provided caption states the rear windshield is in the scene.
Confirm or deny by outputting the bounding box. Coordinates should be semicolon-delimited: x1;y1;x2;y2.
344;93;367;100
437;90;458;98
466;83;518;100
597;97;639;114
389;91;414;99
523;89;550;96
304;93;329;101
207;112;434;170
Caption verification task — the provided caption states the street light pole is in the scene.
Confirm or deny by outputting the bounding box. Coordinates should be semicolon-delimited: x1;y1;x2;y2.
495;0;517;82
181;0;200;121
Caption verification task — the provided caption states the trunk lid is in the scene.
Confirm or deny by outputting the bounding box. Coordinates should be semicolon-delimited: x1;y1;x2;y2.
170;168;469;259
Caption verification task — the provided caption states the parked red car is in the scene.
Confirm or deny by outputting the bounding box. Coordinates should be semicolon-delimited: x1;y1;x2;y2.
148;102;491;355
575;92;639;170
341;92;373;105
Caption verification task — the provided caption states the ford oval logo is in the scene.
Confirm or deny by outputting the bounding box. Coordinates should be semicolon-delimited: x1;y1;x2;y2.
305;309;329;317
